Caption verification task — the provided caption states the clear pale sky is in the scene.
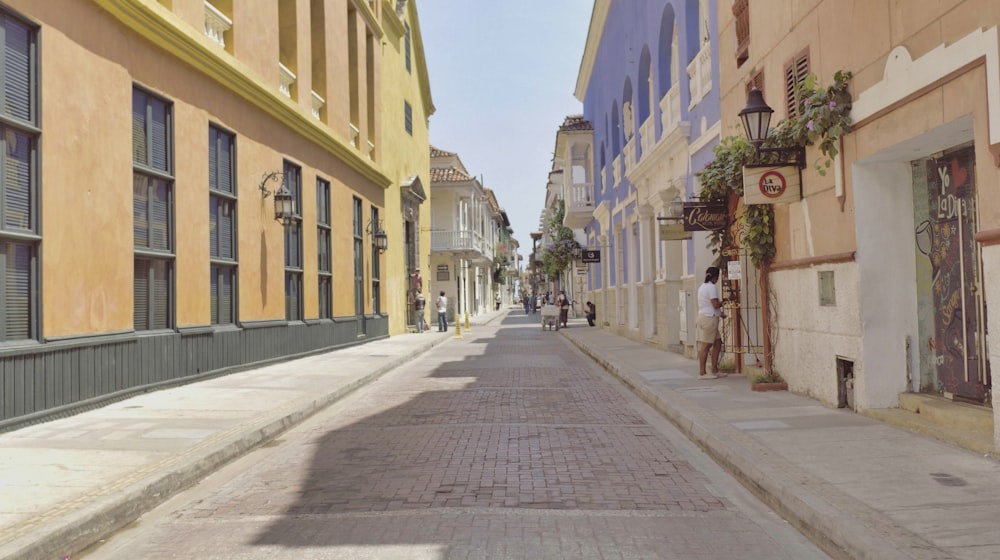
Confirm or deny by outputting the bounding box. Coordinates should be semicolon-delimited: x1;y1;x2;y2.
418;1;593;264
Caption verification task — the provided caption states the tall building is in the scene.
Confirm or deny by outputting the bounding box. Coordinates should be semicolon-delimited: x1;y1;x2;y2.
0;0;420;425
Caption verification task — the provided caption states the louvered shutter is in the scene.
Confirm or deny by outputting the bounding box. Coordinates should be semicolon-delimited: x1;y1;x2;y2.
132;91;147;165
4;128;31;231
209;196;219;257
4;241;30;340
220;199;233;259
133;174;149;247
150;98;169;173
784;52;809;118
151;259;169;329
3;17;31;122
208;128;218;192
150;178;170;251
134;259;149;330
210;265;219;324
220;267;233;324
218;133;233;194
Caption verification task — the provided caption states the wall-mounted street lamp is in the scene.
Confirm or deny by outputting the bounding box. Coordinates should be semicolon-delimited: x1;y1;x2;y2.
259;171;295;226
739;88;806;169
366;219;388;254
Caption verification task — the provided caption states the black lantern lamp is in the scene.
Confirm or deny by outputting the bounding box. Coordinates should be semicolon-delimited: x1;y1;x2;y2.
739;88;805;168
366;219;388;254
259;171;296;226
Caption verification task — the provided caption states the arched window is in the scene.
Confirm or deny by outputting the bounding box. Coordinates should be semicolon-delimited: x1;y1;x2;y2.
657;5;676;99
638;46;653;126
622;78;634;141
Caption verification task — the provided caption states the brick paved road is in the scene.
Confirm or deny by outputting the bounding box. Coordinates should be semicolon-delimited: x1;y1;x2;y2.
81;314;827;559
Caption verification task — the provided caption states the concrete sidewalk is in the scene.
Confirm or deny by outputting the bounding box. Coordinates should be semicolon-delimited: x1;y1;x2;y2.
2;307;999;560
0;310;501;560
561;322;1000;560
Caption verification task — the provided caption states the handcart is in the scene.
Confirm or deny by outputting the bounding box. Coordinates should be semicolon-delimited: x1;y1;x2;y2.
540;304;560;331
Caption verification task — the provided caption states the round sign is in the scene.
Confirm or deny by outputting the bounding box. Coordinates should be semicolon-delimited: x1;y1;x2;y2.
758;170;787;198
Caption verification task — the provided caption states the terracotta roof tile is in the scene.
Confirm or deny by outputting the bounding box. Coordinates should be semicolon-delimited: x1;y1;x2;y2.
430;166;472;183
559;114;592;132
429;146;455;157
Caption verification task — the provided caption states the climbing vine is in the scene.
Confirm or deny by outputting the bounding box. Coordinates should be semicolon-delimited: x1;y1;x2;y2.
541;199;581;278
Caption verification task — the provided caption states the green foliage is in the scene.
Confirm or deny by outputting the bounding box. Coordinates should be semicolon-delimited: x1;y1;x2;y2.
698;71;853;267
751;371;785;384
541;199;580;278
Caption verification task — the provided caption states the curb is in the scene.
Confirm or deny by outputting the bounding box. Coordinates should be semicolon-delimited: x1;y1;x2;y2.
1;335;449;560
563;333;956;560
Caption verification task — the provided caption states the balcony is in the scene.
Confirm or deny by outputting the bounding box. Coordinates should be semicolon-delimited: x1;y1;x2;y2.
623;138;636;177
203;1;232;48
564;182;594;229
733;0;749;66
660;85;682;135
431;229;488;262
278;63;296;98
686;44;712;108
639;115;655;158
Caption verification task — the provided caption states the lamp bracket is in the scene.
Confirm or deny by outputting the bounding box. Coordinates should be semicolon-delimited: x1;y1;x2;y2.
259;171;284;198
752;145;807;169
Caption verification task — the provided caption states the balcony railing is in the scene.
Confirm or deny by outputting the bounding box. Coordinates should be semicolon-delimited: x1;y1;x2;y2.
639;116;655;158
203;1;231;48
431;229;484;254
349;124;360;148
310;91;325;119
613;154;622;186
623;138;636;177
660;85;681;135
568;182;593;209
278;63;296;98
686;44;712;108
733;0;750;65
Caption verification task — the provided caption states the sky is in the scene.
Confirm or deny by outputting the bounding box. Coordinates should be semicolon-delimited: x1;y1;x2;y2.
417;1;594;263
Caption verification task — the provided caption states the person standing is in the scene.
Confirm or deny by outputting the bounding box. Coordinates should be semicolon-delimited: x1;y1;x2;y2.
414;293;426;333
436;291;448;332
585;301;596;327
696;266;726;379
557;290;570;328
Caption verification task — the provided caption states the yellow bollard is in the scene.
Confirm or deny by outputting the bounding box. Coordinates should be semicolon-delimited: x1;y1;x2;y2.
454;318;463;338
465;312;471;331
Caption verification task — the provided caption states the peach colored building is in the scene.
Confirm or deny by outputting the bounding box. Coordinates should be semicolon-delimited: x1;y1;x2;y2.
0;0;417;426
719;0;999;453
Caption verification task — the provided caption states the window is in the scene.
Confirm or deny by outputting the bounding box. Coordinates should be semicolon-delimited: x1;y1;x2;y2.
317;178;332;319
353;197;364;318
404;21;412;73
370;206;381;314
784;49;810;119
746;71;764;95
209;125;237;325
0;12;38;342
733;0;749;68
284;161;303;321
404;101;412;135
133;87;174;331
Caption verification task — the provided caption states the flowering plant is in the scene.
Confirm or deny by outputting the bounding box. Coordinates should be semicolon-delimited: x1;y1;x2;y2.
541;200;581;277
771;70;853;175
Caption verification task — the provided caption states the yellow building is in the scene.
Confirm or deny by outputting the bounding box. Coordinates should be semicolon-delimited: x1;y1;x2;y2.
719;0;1000;451
0;0;414;425
378;0;433;334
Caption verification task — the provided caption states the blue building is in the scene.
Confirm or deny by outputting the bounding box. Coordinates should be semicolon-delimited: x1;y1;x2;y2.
573;0;721;355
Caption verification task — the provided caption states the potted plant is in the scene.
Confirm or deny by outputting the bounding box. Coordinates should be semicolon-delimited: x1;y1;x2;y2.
750;371;788;392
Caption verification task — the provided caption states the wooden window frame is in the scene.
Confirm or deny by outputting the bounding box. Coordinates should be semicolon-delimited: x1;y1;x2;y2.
784;49;810;119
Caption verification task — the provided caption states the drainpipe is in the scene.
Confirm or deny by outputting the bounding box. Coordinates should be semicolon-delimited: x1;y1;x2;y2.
761;260;773;374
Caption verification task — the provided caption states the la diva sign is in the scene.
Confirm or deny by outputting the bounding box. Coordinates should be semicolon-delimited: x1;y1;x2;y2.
742;165;801;205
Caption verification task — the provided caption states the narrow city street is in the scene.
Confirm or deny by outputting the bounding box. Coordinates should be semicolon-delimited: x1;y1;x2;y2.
80;312;827;560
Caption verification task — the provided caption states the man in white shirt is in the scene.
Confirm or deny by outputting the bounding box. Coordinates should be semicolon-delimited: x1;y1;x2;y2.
436;291;448;332
696;266;727;379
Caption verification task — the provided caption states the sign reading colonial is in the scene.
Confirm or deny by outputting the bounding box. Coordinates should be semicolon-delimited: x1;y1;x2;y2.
743;165;801;205
681;202;727;231
581;249;601;263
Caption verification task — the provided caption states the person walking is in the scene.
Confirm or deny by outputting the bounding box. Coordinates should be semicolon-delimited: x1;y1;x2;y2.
696;266;726;379
436;291;448;332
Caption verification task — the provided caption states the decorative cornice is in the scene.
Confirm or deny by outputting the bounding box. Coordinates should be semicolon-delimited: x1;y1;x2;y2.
93;0;391;189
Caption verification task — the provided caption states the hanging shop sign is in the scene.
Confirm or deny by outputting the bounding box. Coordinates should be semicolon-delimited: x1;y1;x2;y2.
682;202;728;231
659;222;692;241
743;165;802;205
581;249;601;263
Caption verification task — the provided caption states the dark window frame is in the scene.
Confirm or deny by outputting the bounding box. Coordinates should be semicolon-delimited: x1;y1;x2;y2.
284;161;303;321
404;100;413;136
317;177;332;319
370;205;380;314
209;125;237;325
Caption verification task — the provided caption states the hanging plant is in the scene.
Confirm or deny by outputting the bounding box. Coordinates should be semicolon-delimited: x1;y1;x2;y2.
698;70;853;267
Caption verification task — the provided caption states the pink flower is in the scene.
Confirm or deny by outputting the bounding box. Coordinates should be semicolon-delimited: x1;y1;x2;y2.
806;120;815;130
829;101;837;109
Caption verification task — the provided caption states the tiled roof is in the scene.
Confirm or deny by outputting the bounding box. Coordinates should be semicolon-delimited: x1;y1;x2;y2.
430;166;473;183
559;114;592;132
429;146;455;157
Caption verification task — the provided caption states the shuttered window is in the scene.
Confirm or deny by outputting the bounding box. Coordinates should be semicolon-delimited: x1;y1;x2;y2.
784;50;810;119
404;101;412;135
284;161;303;321
133;87;174;331
0;12;37;343
209;126;237;325
317;178;332;319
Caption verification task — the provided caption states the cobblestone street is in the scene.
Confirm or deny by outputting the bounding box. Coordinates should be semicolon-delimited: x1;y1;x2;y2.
81;314;826;559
